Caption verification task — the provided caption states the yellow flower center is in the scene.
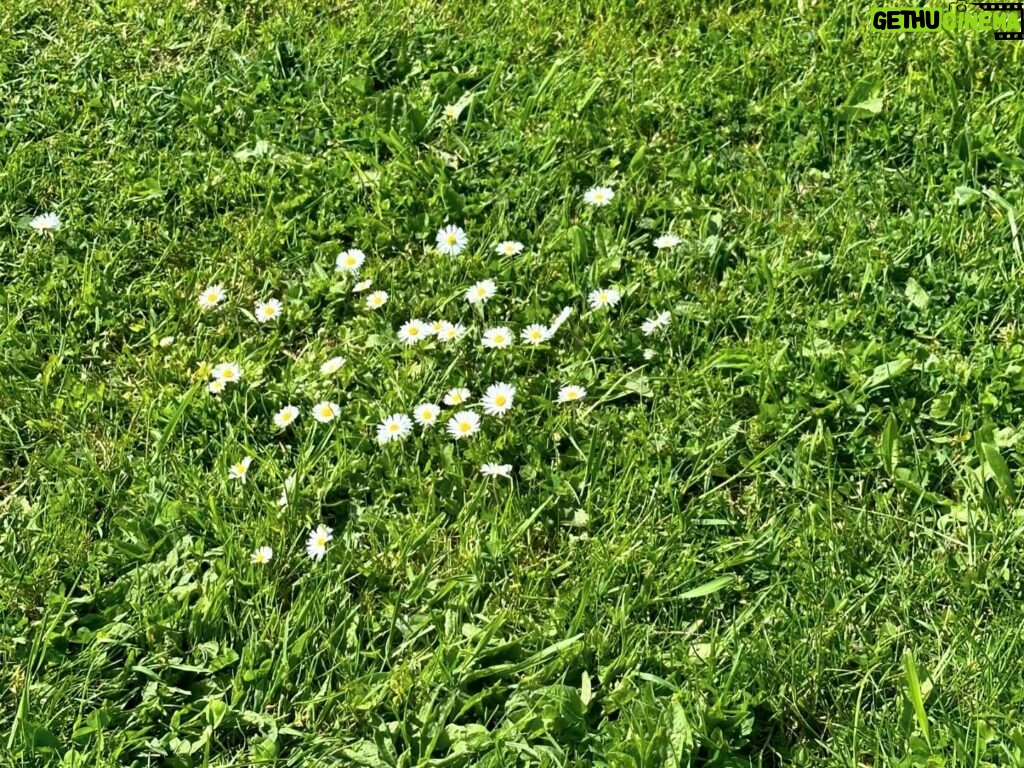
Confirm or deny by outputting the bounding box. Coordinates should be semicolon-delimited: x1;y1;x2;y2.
568;391;578;399
495;395;506;406
446;234;458;246
316;536;326;546
459;422;471;432
408;327;419;336
493;334;505;344
389;423;400;432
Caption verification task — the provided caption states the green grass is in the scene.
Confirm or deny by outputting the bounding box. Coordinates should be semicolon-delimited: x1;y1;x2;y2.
4;0;1024;765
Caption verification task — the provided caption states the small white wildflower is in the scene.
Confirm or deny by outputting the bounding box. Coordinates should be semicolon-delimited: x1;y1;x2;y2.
557;385;587;403
521;324;552;345
211;362;242;384
30;212;62;233
480;463;513;478
444;388;471;406
353;279;373;293
229;456;253;483
273;405;300;429
446;411;481;439
397;319;428;345
366;290;389;310
481;382;516;416
588;288;621;309
641;310;671;336
495;241;524;256
306;524;333;561
312;401;340;423
481;326;513;349
198;284;226;310
653;234;681;249
436;224;468;255
413;403;441;426
466;279;497;305
376;413;413;444
583;186;614;206
251;546;273;564
255;298;282;323
320;356;345;375
437;322;465;342
336;248;366;273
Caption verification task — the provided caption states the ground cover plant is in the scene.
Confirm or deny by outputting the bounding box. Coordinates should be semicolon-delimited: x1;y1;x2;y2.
4;0;1024;765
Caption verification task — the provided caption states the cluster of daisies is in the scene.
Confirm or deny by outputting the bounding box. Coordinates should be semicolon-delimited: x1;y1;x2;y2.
30;184;678;569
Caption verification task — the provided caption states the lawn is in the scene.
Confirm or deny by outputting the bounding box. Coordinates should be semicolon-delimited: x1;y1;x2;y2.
4;1;1024;765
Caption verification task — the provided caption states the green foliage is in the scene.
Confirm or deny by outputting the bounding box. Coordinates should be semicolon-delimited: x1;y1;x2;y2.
4;1;1024;766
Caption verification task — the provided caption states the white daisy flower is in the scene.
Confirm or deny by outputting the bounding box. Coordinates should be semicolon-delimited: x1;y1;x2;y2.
653;234;681;249
413;403;441;427
521;324;552;345
255;298;283;323
273;405;299;429
557;385;587;403
480;463;513;478
481;326;513;349
443;103;461;120
320;356;345;375
198;284;226;310
353;279;373;293
251;546;273;564
551;306;574;331
158;335;175;348
446;411;481;440
466;279;497;304
397;319;428;345
641;310;671;336
377;413;413;444
583;186;614;206
211;362;241;384
481;382;516;416
229;456;253;483
643;348;657;360
437;322;465;342
495;240;524;256
312;401;340;423
208;379;226;395
277;475;296;507
366;291;389;310
588;288;621;309
336;248;366;272
306;524;333;561
436;224;467;255
30;212;62;233
444;388;471;406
